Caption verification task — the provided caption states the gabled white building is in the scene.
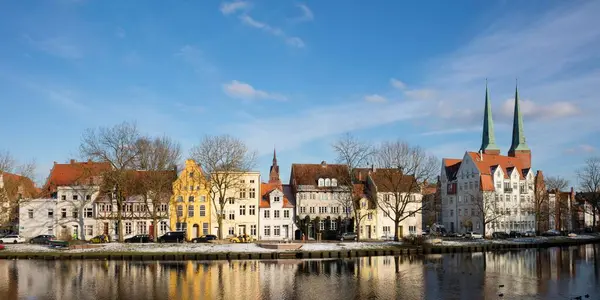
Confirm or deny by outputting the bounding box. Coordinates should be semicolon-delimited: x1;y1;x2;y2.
259;151;296;240
440;85;537;236
210;171;261;238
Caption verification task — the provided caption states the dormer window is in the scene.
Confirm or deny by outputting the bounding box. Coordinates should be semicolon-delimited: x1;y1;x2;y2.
325;178;331;186
274;196;280;202
331;179;337;186
318;178;324;187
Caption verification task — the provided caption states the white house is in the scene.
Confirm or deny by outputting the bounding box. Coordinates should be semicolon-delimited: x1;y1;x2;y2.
210;171;261;238
259;183;295;240
440;85;537;236
18;198;57;238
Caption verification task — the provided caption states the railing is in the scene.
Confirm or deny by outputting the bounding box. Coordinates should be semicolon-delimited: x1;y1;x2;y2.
504;187;513;193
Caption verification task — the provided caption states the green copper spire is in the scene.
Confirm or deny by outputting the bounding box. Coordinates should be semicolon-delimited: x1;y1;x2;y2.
509;83;530;153
480;81;500;154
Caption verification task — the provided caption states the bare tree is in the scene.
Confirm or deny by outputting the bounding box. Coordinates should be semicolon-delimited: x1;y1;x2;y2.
80;122;142;242
545;176;570;230
0;150;37;231
463;192;507;236
189;135;257;239
135;136;181;241
576;157;600;229
374;140;439;241
331;133;374;239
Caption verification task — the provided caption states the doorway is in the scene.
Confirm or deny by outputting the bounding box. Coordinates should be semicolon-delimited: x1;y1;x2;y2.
366;225;371;239
283;225;289;239
238;225;246;235
398;225;403;238
193;224;199;238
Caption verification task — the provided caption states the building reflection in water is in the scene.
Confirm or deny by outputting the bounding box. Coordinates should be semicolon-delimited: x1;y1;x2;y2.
0;244;598;300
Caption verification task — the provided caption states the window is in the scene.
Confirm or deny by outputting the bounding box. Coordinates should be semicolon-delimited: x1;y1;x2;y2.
240;205;246;215
319;220;325;231
177;196;183;202
72;225;79;236
249;205;256;215
450;209;454;217
200;195;207;202
319;207;327;214
274;210;280;218
47;209;54;218
175;222;187;232
188;205;194;217
137;221;147;234
85;207;93;218
383;226;391;235
325;178;331;186
309;207;315;214
28;209;33;219
310;193;315;200
330;220;337;230
471;208;475;216
250;225;257;236
458;209;462;216
203;223;209;235
190;185;194;191
229;211;235;220
189;196;195;202
469;182;473;190
331;207;340;214
368;213;373;220
160;203;168;212
47;226;53;235
189;171;194;178
300;207;306;214
85;225;93;237
228;227;235;236
284;210;290;218
125;222;132;235
318;178;324;186
73;195;78;200
274;196;280;202
409;226;416;234
250;179;255;183
249;188;256;198
274;226;281;236
331;179;337;186
199;205;206;216
264;226;271;236
61;208;67;218
239;189;246;199
240;179;245;183
228;197;235;204
264;210;270;218
505;195;510;202
61;195;66;200
177;205;183;217
160;221;168;233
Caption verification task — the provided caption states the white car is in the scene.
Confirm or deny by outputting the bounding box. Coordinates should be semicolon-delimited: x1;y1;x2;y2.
465;232;483;239
0;235;26;244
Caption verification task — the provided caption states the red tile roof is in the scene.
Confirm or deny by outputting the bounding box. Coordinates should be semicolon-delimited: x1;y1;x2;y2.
0;172;38;198
260;182;294;208
41;160;112;197
290;162;349;186
355;168;418;193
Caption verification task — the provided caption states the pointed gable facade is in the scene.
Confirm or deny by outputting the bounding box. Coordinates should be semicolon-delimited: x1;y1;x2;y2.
440;84;537;236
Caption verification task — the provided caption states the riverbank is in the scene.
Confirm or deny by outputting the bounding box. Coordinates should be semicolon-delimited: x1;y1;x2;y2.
1;235;599;261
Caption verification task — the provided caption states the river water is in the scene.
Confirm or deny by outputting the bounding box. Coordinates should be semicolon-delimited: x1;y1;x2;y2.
0;244;598;300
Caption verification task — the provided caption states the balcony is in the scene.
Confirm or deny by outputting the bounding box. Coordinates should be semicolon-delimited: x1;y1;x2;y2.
504;187;513;193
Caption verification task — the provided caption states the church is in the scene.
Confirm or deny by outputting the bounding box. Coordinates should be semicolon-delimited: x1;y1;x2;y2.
440;85;538;236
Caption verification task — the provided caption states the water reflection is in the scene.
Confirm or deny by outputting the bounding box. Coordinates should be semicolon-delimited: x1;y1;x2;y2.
0;244;598;300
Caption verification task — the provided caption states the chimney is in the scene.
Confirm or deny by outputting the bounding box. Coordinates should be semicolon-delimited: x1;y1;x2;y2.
358;172;362;181
321;161;327;168
70;159;76;164
371;164;376;172
479;150;483;161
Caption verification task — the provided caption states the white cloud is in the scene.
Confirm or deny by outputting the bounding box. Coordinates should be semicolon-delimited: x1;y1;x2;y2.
500;98;580;120
364;94;387;103
239;15;305;48
404;89;437;100
222;80;287;101
294;4;314;22
220;1;250;15
565;144;596;154
23;35;82;59
390;78;406;90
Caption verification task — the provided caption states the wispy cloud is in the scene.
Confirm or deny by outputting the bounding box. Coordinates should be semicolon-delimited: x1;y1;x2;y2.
390;78;406;90
175;45;216;73
239;15;305;48
364;94;387;103
293;4;314;22
565;144;596;154
222;80;287;101
23;35;83;59
500;98;580;120
220;1;250;15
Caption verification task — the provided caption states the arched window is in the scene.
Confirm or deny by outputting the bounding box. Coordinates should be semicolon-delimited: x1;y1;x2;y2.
318;178;324;187
331;179;337;186
324;178;331;186
177;196;183;202
188;196;195;202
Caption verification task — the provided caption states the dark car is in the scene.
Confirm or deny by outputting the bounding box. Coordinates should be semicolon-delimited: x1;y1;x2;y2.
158;231;186;243
509;231;522;238
541;230;561;237
191;235;217;243
124;234;152;243
492;232;509;239
337;232;357;241
29;234;56;244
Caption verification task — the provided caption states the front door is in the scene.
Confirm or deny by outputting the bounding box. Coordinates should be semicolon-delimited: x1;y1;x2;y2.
103;222;109;235
238;225;246;235
283;225;289;238
398;226;403;238
193;224;199;238
366;225;371;239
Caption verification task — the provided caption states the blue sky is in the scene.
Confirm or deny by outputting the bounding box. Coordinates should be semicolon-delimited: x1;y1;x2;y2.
1;0;599;187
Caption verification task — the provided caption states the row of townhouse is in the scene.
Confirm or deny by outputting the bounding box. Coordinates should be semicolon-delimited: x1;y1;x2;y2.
17;151;427;241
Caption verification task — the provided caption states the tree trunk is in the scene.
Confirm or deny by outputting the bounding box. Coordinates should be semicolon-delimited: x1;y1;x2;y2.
394;219;400;242
355;215;361;241
152;214;158;242
217;216;223;239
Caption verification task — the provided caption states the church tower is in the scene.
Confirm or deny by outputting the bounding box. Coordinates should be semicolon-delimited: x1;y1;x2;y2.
268;148;281;185
508;84;531;169
480;82;501;155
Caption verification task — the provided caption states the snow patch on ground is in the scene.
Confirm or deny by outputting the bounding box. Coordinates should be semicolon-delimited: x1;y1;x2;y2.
299;242;402;252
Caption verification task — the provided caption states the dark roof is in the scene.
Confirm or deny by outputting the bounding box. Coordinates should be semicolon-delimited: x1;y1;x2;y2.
355;168;418;193
290;162;349;186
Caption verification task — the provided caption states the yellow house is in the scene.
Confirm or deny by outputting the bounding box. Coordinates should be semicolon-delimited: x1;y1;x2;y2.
170;159;211;240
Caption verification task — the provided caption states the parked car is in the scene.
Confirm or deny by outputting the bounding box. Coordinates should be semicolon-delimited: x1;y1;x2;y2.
29;234;56;244
0;244;5;250
465;232;483;239
229;234;255;243
124;234;152;243
523;231;536;237
492;232;509;239
509;231;522;238
0;235;26;244
191;235;217;243
89;234;109;243
158;231;186;243
541;230;561;237
337;232;357;241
